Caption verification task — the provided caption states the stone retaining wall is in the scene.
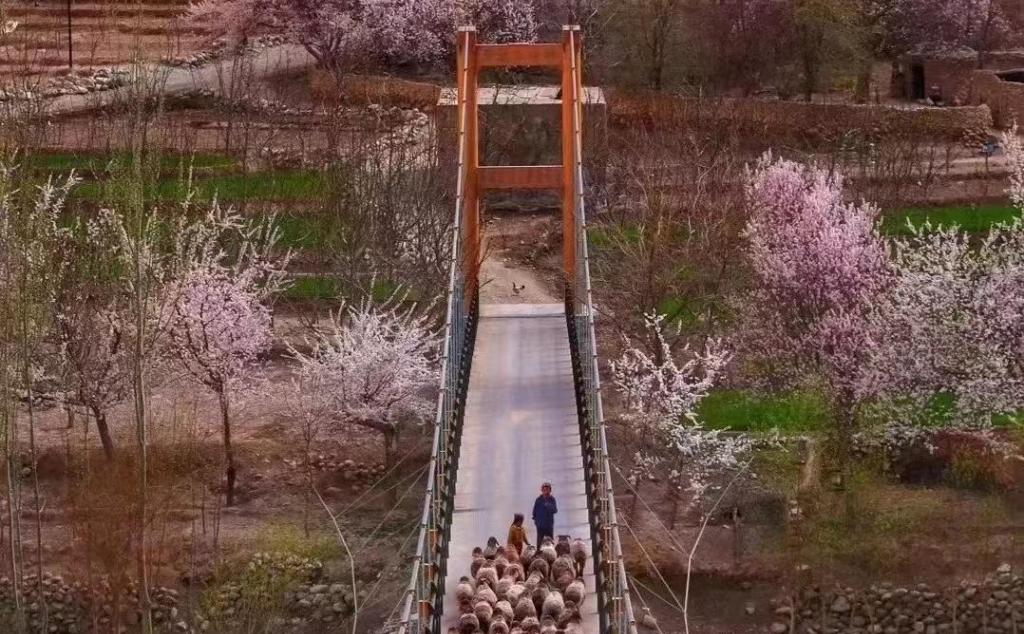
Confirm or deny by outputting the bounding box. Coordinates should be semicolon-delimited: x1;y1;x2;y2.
609;92;993;146
769;564;1024;634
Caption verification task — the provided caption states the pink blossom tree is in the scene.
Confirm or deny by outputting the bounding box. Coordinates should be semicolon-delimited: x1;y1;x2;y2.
289;295;439;469
188;0;537;79
167;208;289;506
740;154;889;476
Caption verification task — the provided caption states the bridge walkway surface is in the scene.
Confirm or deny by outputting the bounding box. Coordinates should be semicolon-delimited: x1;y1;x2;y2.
441;304;599;634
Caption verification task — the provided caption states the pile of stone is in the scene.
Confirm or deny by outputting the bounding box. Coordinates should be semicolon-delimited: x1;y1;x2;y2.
0;68;131;103
769;564;1023;634
163;35;289;68
195;551;357;632
0;573;187;633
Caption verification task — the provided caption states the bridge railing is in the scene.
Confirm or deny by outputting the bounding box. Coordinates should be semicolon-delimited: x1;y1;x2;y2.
563;27;638;634
397;32;478;634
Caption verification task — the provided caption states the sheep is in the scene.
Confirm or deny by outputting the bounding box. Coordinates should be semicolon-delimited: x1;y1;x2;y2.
510;627;524;634
503;562;525;582
541;590;564;620
569;539;587;577
539;539;557;565
496;577;513;601
524;570;545;591
460;612;481;634
550;556;575;586
458;597;475;615
476;564;499;590
528;557;550;579
553;571;575;593
555;536;570;558
505;545;520;564
475;601;494;628
521;545;537;568
520;616;541;634
484;536;500;560
531;585;550;615
539;616;558;634
475;584;498;606
471;552;486;578
489;617;510;634
506;583;527;606
514;596;537;621
494;599;514;622
564;612;583;634
494;554;509;579
563;579;585;607
557;601;578;629
456;576;476;604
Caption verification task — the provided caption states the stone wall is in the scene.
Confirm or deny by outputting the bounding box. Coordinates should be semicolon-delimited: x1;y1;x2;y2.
609;92;993;146
960;70;1024;129
768;564;1024;634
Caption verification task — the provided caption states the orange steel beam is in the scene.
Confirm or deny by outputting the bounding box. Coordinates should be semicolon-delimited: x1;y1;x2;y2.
560;27;582;288
476;43;563;68
460;27;481;297
455;26;584;297
479;165;563;190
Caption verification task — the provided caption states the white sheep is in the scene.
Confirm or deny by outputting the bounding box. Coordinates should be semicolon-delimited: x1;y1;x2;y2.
520;616;541;634
456;576;476;603
494;599;514;622
563;580;585;607
475;584;498;606
541;590;564;620
539;539;557;565
460;612;481;634
514;595;537;621
569;539;587;578
475;601;494;628
506;582;527;606
550;556;575;586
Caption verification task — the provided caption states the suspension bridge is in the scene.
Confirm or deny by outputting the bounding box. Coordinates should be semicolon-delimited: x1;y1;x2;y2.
397;26;637;634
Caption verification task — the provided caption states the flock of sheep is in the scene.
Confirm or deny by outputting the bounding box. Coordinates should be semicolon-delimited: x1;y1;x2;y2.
453;535;589;634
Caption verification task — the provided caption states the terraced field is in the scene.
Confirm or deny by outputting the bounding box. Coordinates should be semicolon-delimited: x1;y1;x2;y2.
2;0;208;78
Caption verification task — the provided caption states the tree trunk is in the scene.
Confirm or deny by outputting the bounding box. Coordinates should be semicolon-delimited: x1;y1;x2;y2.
91;407;114;460
855;61;872;104
220;392;237;507
382;427;397;471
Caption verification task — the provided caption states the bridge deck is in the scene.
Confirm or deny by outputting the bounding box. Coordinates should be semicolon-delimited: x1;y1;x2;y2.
442;304;599;633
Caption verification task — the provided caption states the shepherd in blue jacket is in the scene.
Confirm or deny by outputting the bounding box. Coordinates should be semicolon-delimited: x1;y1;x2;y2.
532;482;558;543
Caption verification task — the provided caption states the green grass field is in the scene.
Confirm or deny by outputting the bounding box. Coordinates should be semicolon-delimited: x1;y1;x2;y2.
697;389;830;433
75;170;327;203
881;204;1021;235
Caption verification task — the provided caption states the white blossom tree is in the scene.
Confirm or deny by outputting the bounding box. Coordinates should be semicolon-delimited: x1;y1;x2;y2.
289;295;439;469
167;207;289;507
611;313;742;512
